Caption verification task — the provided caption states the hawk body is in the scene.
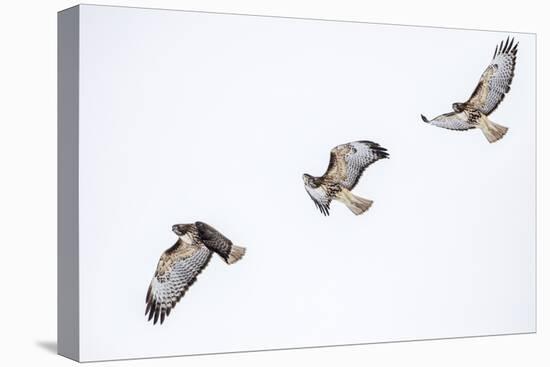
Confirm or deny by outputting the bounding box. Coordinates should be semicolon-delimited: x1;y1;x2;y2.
145;222;246;325
303;140;389;216
421;37;518;143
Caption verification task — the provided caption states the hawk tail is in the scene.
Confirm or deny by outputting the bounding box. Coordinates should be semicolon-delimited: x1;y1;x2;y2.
479;118;508;143
227;245;246;264
337;189;373;215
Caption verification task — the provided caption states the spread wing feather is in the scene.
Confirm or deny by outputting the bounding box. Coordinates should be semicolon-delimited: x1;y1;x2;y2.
467;37;518;115
145;243;212;325
324;149;347;183
325;141;389;190
304;184;331;216
421;112;474;131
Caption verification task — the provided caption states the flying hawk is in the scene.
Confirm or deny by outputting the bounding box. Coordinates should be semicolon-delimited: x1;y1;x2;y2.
421;37;518;143
303;140;389;216
145;222;246;325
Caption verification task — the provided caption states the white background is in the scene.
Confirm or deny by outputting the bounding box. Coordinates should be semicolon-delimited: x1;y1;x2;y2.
76;5;535;361
0;0;547;366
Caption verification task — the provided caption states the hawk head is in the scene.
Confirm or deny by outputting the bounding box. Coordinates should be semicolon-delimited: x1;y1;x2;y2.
172;223;194;236
302;173;317;188
452;102;466;113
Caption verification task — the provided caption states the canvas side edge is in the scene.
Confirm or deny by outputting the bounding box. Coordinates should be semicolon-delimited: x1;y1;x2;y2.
58;5;80;362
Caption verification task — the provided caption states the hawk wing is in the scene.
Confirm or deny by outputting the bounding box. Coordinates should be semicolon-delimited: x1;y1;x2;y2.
145;241;212;325
421;112;474;130
304;184;332;216
195;221;246;264
467;37;518;115
325;141;389;190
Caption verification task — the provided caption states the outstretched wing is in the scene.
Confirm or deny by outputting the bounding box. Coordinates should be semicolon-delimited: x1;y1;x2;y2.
195;221;246;264
467;37;518;115
304;184;332;216
145;242;212;325
421;112;474;131
325;141;389;190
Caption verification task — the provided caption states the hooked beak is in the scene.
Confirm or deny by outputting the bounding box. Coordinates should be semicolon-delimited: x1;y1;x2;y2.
172;225;182;236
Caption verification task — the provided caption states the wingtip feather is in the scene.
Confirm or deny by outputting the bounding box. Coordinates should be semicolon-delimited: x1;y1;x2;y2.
153;307;160;325
495;36;519;57
357;141;389;158
147;301;155;321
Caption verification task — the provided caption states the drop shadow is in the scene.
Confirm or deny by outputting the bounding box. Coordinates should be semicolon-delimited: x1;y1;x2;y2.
36;340;57;354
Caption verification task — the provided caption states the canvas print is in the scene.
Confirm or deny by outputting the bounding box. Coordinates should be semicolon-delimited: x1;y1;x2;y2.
58;4;536;362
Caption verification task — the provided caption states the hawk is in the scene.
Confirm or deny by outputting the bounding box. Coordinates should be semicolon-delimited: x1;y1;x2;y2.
421;37;518;143
302;140;389;216
145;222;246;325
